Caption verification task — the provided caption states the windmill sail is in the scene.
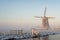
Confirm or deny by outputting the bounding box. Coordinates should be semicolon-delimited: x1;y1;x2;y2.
44;7;46;17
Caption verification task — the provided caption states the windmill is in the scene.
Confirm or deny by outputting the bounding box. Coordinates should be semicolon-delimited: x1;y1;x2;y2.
35;7;55;30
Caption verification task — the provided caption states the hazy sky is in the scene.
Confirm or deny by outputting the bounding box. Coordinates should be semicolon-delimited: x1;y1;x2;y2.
0;0;60;31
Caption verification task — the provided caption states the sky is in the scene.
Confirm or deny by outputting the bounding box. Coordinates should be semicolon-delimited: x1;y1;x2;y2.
0;0;60;31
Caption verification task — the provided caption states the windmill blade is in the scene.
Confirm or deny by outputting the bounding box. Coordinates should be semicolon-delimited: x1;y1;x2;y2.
47;17;55;19
44;7;47;16
34;16;43;18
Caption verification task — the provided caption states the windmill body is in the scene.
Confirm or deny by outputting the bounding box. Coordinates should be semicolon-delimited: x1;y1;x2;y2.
42;16;49;29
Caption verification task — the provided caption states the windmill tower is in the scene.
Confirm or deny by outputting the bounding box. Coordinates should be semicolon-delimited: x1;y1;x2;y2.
35;7;55;30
